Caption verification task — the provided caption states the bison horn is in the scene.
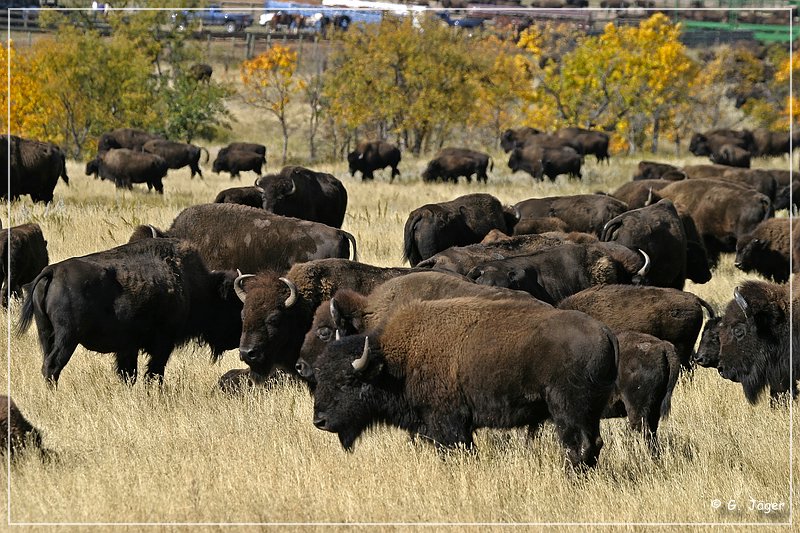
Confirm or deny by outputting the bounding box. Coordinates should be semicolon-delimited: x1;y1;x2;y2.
636;249;651;277
148;225;158;238
234;273;256;302
352;336;370;371
286;179;296;196
733;287;749;318
255;186;264;194
335;330;341;341
279;277;298;308
645;187;654;206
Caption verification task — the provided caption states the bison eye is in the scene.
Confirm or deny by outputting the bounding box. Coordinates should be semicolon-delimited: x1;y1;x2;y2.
733;324;746;340
317;327;333;341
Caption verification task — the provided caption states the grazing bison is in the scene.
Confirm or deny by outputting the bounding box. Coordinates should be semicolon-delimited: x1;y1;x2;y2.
467;241;651;305
233;259;416;377
601;199;695;288
347;141;401;182
710;144;751;168
16;239;243;384
310;297;618;468
500;126;541;152
422;148;492;184
130;203;356;274
0;395;43;457
189;62;213;82
514;195;628;237
142;139;209;179
558;284;715;370
298;271;541;379
657;179;772;265
97;128;162;153
605;332;679;452
555;127;610;163
1;135;70;203
402;194;509;266
734;218;793;283
717;281;799;403
508;145;582;181
256;166;348;228
212;149;266;179
85;149;168;193
0;223;48;307
213;186;264;208
632;161;683;181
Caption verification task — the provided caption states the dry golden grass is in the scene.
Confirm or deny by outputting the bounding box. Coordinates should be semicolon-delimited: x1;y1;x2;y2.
0;149;797;530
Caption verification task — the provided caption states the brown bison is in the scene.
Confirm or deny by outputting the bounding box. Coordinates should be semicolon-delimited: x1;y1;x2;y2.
85;149;168;193
508;144;582;181
422;147;492;184
752;128;790;157
500;126;541;152
130;203;356;274
632;161;683;181
16;239;243;384
555;127;610;163
689;129;755;156
213;186;264;208
97;128;162;153
212;148;266;179
1;395;44;457
514;194;628;237
717;281;799;403
0;223;49;307
255;166;348;228
142;139;209;179
223;142;267;157
734;218;794;283
347;141;401;182
1;135;70;203
558;284;715;370
403;193;508;267
309;297;618;468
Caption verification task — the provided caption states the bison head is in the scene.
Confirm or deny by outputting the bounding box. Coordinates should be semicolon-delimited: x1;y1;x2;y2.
85;158;100;178
311;335;390;451
421;161;440;183
347;150;362;176
733;233;765;273
235;273;304;375
257;175;295;212
688;133;710;156
212;152;227;173
717;282;788;403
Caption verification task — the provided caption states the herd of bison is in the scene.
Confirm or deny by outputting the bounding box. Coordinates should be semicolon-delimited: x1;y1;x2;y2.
0;124;797;471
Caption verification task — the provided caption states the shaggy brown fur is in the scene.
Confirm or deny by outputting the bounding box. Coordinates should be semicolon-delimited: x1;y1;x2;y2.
0;395;43;456
0;223;49;307
735;218;793;282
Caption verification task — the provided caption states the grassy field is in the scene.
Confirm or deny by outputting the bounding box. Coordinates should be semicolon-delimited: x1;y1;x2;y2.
0;148;797;530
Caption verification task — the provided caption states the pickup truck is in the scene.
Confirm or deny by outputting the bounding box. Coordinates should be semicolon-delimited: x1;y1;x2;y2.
173;5;254;34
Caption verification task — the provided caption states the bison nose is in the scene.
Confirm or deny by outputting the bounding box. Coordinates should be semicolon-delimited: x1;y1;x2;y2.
734;261;743;269
313;415;328;430
239;347;259;363
296;359;313;379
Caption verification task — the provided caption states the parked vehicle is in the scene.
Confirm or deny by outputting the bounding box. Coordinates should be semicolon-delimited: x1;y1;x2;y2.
173;4;254;33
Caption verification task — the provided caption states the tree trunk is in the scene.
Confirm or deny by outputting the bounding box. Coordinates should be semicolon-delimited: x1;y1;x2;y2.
651;114;660;154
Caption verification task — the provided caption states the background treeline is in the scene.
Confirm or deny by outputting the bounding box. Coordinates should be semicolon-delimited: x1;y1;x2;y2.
3;10;797;161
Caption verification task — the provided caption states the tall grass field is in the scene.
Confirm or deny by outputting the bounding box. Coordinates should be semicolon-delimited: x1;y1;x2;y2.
1;145;796;530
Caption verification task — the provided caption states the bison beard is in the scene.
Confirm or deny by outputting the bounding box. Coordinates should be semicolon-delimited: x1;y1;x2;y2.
310;298;618;469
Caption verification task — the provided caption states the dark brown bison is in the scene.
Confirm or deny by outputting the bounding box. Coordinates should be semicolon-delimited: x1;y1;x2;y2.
500;126;541;152
0;223;48;307
1;135;70;203
130;203;356;274
223;142;267;157
213;186;264;208
189;62;213;82
85;149;168;193
233;259;416;377
632;161;683;181
657;178;773;265
212;149;266;179
689;129;755;156
467;241;651;305
710;144;751;168
16;239;243;384
555;127;610;163
605;331;679;452
717;281;799;403
347;141;401;182
514;194;628;237
601;199;701;288
0;395;43;457
422;148;492;184
97;128;162;153
402;193;509;266
309;297;618;468
752;128;790;157
558;284;715;370
508;144;582;181
142;139;209;179
255;166;348;228
734;218;793;283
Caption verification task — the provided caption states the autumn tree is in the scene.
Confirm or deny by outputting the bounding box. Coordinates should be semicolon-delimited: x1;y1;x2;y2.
241;45;304;164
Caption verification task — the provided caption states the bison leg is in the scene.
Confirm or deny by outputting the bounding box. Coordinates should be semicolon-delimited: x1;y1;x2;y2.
424;415;474;451
153;178;164;195
190;162;203;179
115;350;139;384
41;336;78;386
144;345;173;383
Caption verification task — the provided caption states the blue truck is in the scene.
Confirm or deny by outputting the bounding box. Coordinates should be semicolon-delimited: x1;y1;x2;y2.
173;5;254;34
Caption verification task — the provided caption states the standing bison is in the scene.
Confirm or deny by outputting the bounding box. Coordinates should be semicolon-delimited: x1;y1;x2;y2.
508;144;582;181
85;149;168;193
142;139;209;179
1;135;70;203
16;239;243;385
309;297;618;469
214;186;264;208
0;223;48;307
514;194;628;237
422;148;492;184
256;166;348;228
403;194;508;266
97;128;163;153
347;141;401;182
555;127;610;163
212;148;266;179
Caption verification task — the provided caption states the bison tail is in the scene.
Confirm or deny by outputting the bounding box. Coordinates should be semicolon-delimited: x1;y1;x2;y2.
402;214;422;266
660;342;681;419
16;268;52;338
60;154;70;186
201;147;210;164
696;296;716;319
343;231;358;262
489;157;494;173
